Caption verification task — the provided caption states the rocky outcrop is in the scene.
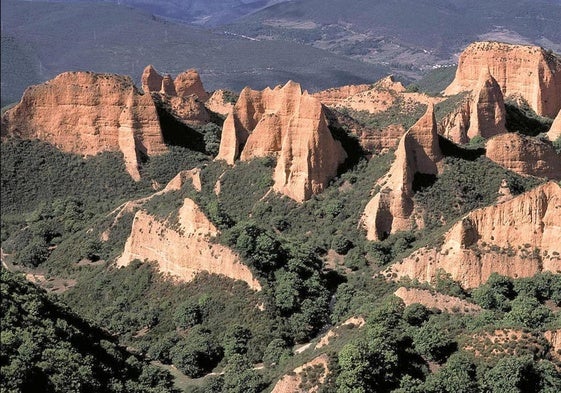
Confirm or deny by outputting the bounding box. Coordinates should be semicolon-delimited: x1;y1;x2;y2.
205;90;235;116
387;182;561;289
548;110;561;141
444;42;561;118
1;71;166;180
544;330;561;362
162;168;202;192
271;354;330;393
174;69;209;101
394;287;481;314
216;81;347;202
141;65;210;124
116;197;261;291
486;133;561;180
360;105;443;240
439;69;507;143
313;83;373;106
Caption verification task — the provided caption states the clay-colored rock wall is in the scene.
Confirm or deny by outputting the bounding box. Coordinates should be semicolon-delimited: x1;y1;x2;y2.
1;71;166;180
388;182;561;288
216;81;347;202
444;42;561;118
117;198;261;291
361;105;443;240
548;110;561;141
486;133;561;180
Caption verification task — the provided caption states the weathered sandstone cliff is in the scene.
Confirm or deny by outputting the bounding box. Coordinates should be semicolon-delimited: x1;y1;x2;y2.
388;182;561;289
444;42;561;118
216;81;347;202
440;69;507;143
486;133;561;180
116;197;261;290
205;90;235;116
141;65;210;124
360;105;443;240
1;71;166;180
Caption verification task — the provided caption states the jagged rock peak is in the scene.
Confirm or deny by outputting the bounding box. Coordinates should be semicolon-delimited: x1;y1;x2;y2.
174;69;209;101
117;197;261;291
1;71;166;181
387;182;561;288
216;80;347;202
141;65;208;101
444;41;561;117
141;65;163;94
486;133;561;180
360;105;443;240
468;68;507;139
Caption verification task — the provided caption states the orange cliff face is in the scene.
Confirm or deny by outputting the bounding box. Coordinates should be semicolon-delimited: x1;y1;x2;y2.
116;197;261;291
387;182;561;289
0;71;166;180
141;65;210;124
485;133;561;180
440;69;507;144
444;41;561;118
360;104;443;241
216;81;347;202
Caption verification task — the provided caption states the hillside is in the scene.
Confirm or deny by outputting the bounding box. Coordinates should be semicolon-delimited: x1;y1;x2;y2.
1;38;561;392
0;0;390;105
225;0;561;77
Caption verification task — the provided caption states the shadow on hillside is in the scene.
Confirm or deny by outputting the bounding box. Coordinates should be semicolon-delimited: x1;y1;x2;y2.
438;136;485;161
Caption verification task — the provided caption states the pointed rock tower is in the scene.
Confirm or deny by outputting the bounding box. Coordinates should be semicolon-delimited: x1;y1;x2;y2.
360;105;443;240
216;81;347;202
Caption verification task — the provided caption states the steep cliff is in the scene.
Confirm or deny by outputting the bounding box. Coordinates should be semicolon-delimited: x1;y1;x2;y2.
388;182;561;289
116;197;261;291
1;71;166;180
444;42;561;118
140;65;210;124
360;105;443;240
216;81;347;202
486;133;561;180
205;90;235;116
440;69;507;143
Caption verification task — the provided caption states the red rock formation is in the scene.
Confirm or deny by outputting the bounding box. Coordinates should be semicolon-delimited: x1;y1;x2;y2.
548;110;561;141
388;182;561;289
444;42;561;118
141;65;210;124
394;287;481;314
174;69;209;101
486;133;561;180
1;71;166;180
205;90;235;116
360;105;443;240
141;65;163;93
312;83;373;106
439;69;507;143
216;81;347;202
116;197;261;291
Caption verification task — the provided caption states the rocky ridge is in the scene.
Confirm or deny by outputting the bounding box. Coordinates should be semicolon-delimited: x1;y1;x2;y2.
444;41;561;118
141;65;210;124
116;197;261;291
0;71;166;180
216;80;347;202
387;182;561;289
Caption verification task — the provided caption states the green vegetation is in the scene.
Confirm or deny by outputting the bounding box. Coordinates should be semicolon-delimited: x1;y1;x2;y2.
0;269;177;393
411;66;457;96
338;98;427;130
505;100;554;136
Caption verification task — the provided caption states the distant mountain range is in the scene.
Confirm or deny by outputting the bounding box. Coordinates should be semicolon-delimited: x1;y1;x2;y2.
0;0;388;105
224;0;561;76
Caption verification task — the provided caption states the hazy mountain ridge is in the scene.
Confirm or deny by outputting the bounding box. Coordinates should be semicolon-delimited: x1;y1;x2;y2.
0;0;390;105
